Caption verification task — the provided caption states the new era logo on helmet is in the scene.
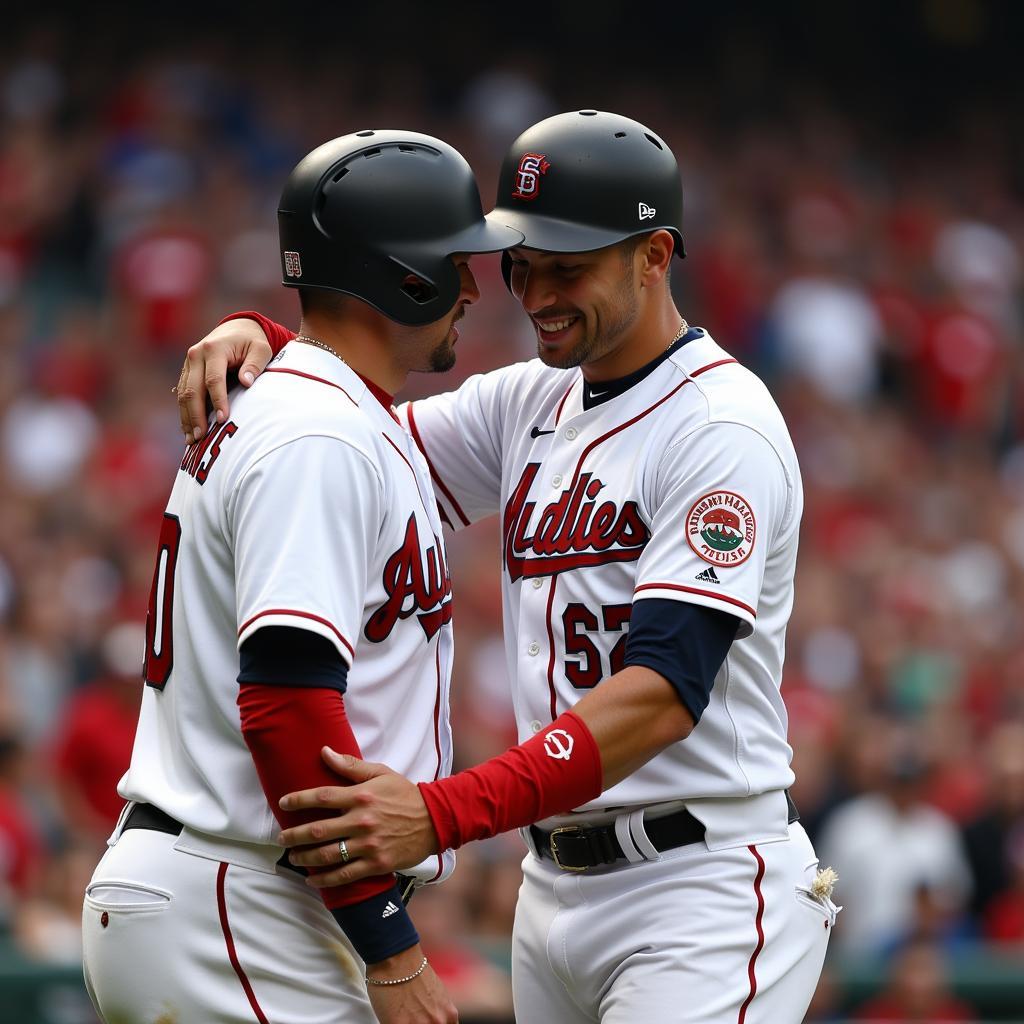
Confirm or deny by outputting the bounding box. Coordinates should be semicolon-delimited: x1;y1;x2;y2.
512;153;551;201
638;202;656;220
283;251;303;278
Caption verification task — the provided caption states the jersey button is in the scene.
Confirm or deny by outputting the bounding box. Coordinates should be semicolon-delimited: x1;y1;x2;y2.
552;474;563;488
530;720;543;733
527;641;541;656
531;578;544;589
564;427;578;440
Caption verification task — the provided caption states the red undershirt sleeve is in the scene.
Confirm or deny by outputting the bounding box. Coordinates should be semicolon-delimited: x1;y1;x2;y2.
219;311;295;355
237;682;393;909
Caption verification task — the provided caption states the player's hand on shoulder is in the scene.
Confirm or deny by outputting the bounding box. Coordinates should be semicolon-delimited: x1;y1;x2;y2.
366;946;458;1024
175;318;273;442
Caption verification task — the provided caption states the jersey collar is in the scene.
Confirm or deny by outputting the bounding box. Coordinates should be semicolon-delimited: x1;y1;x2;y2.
273;344;400;423
666;327;733;379
581;326;705;410
270;341;371;406
354;372;399;422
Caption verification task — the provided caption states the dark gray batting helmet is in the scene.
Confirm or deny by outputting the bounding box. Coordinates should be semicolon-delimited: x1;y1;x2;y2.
487;110;685;288
279;130;523;325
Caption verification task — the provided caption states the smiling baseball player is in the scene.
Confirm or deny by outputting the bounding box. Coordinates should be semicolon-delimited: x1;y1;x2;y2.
82;130;522;1024
177;111;838;1024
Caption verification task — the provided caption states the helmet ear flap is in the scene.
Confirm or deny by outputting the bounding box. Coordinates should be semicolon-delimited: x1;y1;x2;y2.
382;253;462;323
501;251;514;294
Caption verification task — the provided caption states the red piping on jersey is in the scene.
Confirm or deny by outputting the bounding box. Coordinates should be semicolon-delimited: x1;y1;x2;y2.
553;381;575;425
383;433;415;476
382;433;429;511
380;434;454;607
432;640;443;781
262;367;358;406
634;583;756;620
692;358;739;378
565;357;738;494
238;609;354;660
737;845;767;1024
545;575;559;720
217;862;271;1024
405;403;471;528
429;641;445;883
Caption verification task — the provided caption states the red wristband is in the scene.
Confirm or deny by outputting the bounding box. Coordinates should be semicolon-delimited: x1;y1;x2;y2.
218;311;295;355
418;710;602;850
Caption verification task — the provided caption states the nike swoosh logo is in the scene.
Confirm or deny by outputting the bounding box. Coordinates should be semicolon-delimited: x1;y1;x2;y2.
530;426;555;438
589;390;609;398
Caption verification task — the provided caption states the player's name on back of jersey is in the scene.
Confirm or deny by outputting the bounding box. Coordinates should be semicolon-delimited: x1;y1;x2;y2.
180;420;238;484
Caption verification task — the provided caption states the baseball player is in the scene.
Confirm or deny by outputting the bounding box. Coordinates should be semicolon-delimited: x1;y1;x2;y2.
82;130;522;1024
177;111;838;1023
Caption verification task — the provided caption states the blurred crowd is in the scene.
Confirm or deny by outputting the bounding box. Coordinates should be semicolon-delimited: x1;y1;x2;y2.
0;20;1022;1023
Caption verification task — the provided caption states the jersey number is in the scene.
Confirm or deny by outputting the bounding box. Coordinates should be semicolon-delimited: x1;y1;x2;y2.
143;513;182;690
562;603;631;688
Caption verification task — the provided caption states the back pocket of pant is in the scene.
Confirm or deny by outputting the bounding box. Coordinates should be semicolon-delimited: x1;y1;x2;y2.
86;881;172;912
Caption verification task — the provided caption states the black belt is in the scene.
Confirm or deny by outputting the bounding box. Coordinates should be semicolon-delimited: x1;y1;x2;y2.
122;802;304;876
530;791;800;872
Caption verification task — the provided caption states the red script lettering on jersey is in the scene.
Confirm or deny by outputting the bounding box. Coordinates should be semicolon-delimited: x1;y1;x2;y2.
365;514;453;642
503;463;649;582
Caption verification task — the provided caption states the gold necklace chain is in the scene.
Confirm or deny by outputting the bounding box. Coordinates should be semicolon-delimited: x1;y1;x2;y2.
670;318;689;348
294;333;346;364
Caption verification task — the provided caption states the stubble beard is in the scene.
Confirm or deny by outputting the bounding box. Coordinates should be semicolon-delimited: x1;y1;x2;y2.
427;336;457;373
536;272;640;370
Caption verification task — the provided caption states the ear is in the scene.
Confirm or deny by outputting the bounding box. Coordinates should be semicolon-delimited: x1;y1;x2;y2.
638;230;674;287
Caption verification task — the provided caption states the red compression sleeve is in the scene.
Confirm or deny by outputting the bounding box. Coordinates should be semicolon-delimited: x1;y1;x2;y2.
219;310;295;355
418;710;603;850
238;683;393;909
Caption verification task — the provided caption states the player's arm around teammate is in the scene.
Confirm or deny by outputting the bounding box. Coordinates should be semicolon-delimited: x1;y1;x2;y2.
276;660;697;884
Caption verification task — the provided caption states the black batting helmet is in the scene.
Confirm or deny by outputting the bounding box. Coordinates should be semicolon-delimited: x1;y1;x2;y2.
279;130;523;325
488;110;685;288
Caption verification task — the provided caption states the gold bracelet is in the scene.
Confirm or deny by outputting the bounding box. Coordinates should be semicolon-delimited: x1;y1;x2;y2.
365;956;429;987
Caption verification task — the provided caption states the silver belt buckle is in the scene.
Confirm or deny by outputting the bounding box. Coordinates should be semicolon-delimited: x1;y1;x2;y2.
549;825;588;872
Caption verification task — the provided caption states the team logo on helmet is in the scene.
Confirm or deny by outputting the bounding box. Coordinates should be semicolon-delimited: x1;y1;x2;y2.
283;251;303;278
511;152;551;201
686;490;756;567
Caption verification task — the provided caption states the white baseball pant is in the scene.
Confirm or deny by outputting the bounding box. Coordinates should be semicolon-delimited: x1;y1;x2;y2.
512;821;835;1023
82;827;376;1023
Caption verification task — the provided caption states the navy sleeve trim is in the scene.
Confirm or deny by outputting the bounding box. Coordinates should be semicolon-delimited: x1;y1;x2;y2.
239;626;349;692
623;599;738;725
331;884;419;963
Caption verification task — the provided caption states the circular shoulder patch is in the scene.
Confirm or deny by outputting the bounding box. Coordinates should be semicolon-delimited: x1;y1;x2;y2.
686;490;756;566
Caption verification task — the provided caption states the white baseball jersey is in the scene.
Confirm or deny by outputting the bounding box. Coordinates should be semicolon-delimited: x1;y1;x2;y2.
400;328;800;817
120;341;455;880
